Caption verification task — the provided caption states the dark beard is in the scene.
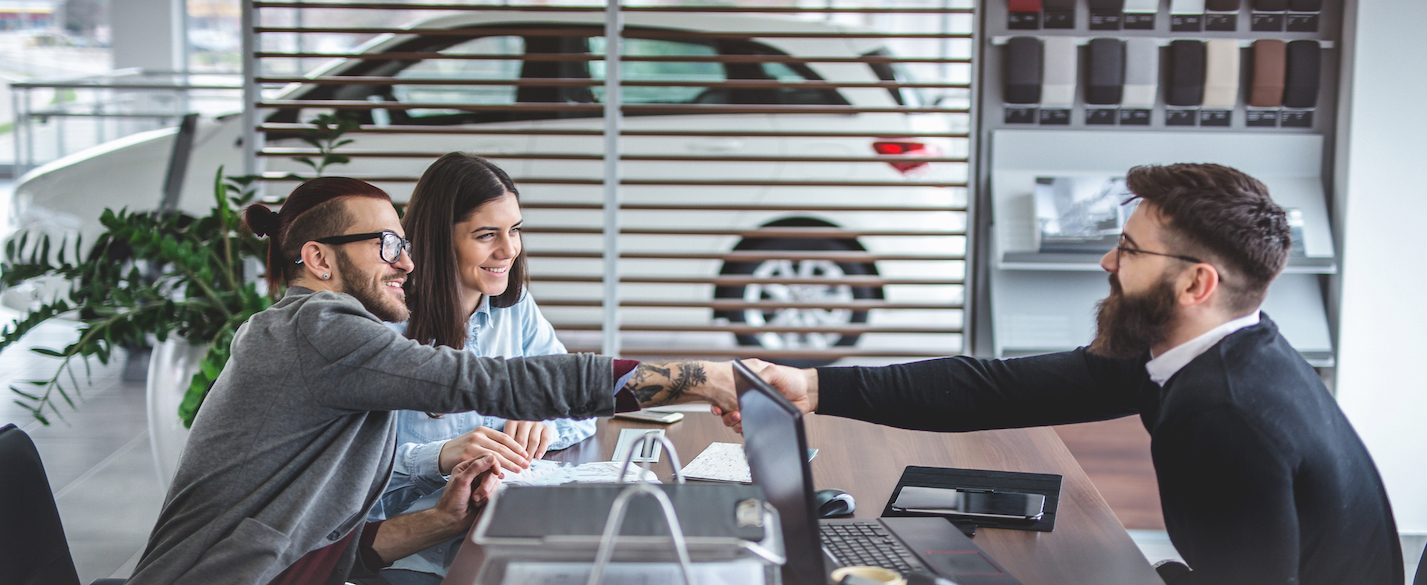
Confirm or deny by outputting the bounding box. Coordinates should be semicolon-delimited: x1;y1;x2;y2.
335;249;409;322
1089;274;1178;359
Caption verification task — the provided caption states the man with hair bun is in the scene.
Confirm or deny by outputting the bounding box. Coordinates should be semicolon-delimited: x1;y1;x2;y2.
740;163;1402;585
128;177;742;585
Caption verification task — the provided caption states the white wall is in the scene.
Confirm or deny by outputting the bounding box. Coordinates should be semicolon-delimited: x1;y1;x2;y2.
1335;0;1427;535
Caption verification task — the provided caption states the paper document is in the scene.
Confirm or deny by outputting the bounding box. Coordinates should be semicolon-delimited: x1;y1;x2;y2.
680;443;818;483
681;442;752;483
502;459;658;486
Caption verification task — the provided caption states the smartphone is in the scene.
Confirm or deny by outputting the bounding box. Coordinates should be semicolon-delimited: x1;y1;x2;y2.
612;410;685;424
891;485;1046;521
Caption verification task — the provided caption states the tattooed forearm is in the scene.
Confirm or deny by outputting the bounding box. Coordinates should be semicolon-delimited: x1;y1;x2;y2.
627;361;709;406
628;364;672;405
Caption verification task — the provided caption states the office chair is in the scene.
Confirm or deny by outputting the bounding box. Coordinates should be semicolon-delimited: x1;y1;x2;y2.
0;423;127;585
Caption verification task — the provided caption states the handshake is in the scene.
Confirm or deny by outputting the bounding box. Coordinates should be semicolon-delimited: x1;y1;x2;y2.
626;359;821;430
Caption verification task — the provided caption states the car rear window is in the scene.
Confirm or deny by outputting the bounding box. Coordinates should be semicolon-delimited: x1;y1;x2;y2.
865;47;925;107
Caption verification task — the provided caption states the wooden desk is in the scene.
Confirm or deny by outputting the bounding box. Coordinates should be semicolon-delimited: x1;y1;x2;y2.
446;413;1164;585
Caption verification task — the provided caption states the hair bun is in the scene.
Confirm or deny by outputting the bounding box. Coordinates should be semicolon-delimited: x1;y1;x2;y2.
244;204;280;237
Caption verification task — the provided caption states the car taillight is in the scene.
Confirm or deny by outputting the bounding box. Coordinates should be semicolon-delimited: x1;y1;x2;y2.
872;140;938;176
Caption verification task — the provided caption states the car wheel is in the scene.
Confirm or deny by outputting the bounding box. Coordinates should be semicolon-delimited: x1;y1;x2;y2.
715;237;882;368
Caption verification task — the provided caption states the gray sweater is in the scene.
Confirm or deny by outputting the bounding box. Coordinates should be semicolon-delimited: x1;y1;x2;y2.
129;288;615;584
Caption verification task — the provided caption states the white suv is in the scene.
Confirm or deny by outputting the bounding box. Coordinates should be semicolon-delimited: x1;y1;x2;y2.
9;11;968;363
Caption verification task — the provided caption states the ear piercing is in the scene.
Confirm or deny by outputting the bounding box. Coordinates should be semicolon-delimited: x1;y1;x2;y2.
322;273;331;280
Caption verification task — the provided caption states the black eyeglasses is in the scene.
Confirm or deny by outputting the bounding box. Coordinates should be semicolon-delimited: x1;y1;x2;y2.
1115;234;1202;264
307;231;411;264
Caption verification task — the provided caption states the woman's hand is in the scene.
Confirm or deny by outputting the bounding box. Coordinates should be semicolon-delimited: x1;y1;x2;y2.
439;426;530;474
503;420;556;460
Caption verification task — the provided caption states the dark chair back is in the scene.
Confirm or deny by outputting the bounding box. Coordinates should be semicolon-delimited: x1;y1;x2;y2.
0;423;82;585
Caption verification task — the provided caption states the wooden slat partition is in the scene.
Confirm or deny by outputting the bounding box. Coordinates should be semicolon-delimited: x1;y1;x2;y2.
246;0;974;365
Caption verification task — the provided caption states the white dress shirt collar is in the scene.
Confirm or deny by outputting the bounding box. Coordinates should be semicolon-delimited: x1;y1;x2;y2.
1145;310;1261;386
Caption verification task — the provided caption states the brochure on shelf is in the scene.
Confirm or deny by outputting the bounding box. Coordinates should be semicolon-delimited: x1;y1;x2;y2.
1032;176;1136;254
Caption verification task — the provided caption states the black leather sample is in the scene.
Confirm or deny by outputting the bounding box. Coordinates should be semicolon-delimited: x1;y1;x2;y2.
1253;0;1288;10
1288;0;1322;10
1206;0;1240;10
1088;0;1126;9
1005;36;1043;104
1167;40;1206;106
1283;40;1320;108
1043;0;1076;8
1086;38;1125;104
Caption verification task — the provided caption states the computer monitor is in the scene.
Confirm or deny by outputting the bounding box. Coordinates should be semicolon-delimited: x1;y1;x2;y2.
733;360;828;585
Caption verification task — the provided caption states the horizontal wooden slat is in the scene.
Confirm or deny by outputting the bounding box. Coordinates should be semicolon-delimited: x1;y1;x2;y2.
531;275;963;286
255;75;971;90
529;250;962;261
553;323;960;334
539;299;960;309
259;149;969;164
256;99;971;115
507;203;967;212
253;1;974;14
253;26;976;40
257;173;967;188
562;347;959;358
259;124;972;139
526;227;964;237
255;51;972;65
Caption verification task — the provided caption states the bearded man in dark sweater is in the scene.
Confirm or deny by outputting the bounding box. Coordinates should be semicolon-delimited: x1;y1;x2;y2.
732;163;1402;585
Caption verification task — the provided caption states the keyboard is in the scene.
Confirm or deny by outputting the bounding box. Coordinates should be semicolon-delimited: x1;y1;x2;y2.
820;520;921;574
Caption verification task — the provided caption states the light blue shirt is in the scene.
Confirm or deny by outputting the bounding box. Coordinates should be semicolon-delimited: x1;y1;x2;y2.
368;293;595;574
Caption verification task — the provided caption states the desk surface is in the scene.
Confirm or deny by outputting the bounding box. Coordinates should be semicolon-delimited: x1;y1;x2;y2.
445;412;1164;585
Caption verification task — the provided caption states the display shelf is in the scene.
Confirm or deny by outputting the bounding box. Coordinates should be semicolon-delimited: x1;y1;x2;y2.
997;251;1336;273
990;271;1335;366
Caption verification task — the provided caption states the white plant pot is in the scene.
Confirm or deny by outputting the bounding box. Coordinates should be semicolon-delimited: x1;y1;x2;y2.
146;339;206;491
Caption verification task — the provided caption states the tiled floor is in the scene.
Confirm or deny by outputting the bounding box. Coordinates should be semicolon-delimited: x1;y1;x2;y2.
1;305;162;582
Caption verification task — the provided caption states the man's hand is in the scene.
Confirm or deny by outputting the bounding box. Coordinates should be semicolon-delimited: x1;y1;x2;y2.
371;453;503;564
751;361;818;414
502;420;555;460
440;426;530;474
435;454;503;526
625;360;737;416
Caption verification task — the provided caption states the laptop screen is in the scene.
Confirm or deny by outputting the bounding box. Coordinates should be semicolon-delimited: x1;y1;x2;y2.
734;360;828;585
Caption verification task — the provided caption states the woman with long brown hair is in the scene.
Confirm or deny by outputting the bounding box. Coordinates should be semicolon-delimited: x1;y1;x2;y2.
366;153;594;584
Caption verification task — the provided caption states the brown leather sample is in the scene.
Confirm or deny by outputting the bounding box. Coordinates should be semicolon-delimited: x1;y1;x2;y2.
1249;39;1286;107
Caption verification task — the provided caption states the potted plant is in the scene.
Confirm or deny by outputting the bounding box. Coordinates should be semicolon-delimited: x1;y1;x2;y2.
0;113;357;485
